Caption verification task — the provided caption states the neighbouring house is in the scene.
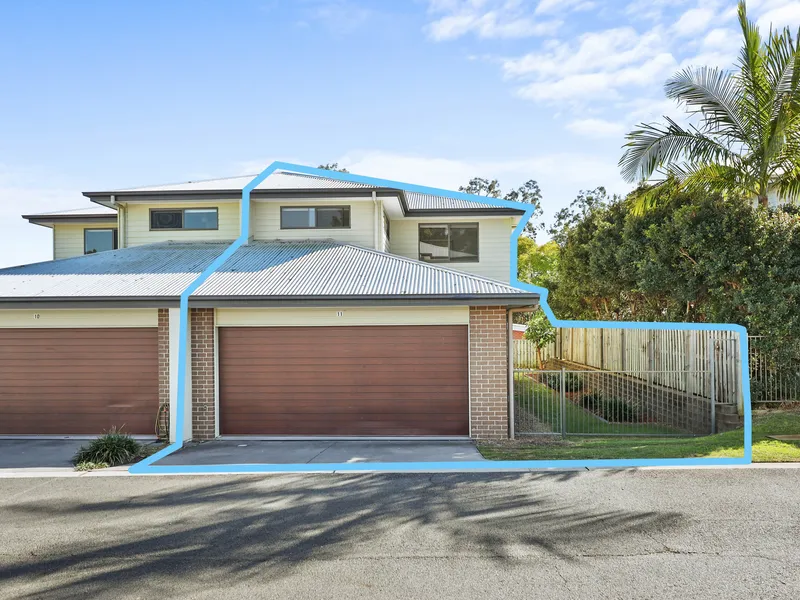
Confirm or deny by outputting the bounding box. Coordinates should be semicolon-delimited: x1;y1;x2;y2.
0;169;538;442
512;324;528;340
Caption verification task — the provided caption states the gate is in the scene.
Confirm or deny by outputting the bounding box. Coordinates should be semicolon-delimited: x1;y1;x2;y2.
513;367;718;437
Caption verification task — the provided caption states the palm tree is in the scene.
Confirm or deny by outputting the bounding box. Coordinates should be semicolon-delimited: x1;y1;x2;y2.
619;1;800;210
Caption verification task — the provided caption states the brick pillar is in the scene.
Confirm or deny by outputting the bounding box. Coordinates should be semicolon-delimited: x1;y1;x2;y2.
191;308;216;440
469;306;509;439
157;308;170;439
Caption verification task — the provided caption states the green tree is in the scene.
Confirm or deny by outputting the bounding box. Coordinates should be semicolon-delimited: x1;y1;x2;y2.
524;310;557;368
460;177;544;238
517;237;559;288
619;1;800;210
318;162;349;173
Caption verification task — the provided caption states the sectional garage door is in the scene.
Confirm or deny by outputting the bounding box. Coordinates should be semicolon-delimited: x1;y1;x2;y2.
0;328;158;435
219;325;470;436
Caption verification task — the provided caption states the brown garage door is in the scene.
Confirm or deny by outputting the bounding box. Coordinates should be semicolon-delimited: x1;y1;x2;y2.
220;325;469;436
0;328;158;435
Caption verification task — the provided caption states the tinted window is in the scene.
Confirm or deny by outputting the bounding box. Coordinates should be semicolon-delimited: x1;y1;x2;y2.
184;209;218;230
419;223;478;262
448;224;479;262
281;208;314;228
84;229;117;254
151;210;183;230
280;207;350;229
316;207;350;228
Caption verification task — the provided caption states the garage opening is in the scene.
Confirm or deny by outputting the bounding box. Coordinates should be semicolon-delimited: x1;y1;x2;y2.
219;325;469;436
0;328;158;435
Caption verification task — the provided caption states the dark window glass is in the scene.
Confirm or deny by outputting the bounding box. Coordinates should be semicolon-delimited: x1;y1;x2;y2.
280;206;350;229
184;209;218;230
151;210;183;230
281;208;314;228
448;224;479;262
418;223;478;262
419;225;450;261
84;229;117;254
316;207;350;228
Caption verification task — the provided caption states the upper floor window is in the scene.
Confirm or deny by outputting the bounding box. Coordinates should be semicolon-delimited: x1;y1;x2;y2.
150;208;218;230
84;228;118;254
419;223;479;263
280;206;350;229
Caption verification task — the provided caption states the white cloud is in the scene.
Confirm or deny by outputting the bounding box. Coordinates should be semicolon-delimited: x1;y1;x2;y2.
334;149;629;225
535;0;595;16
425;0;560;41
566;118;626;138
757;2;800;30
672;7;717;36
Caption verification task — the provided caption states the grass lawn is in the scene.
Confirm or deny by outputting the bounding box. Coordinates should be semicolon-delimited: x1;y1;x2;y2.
515;377;677;435
480;408;800;462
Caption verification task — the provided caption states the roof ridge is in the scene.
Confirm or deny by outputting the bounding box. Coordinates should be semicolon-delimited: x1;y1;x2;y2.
120;173;257;191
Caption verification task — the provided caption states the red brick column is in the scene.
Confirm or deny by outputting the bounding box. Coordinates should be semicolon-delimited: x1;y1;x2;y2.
191;308;216;440
157;308;170;439
469;306;509;439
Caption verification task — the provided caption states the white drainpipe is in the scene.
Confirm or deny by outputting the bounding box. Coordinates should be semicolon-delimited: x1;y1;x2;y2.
372;190;379;250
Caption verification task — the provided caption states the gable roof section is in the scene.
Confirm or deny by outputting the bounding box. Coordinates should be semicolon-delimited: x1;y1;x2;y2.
0;241;538;307
84;171;526;216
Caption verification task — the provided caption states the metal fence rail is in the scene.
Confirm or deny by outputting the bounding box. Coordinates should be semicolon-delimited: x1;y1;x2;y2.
513;368;715;437
748;336;800;404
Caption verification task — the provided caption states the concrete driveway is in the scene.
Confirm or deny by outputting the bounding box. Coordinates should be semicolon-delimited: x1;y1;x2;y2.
0;439;87;471
154;439;485;466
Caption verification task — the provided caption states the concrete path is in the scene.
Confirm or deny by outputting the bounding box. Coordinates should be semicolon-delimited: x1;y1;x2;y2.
0;439;87;472
0;468;798;599
154;439;485;465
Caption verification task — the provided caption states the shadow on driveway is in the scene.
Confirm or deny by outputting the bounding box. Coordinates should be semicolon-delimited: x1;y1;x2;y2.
0;439;86;470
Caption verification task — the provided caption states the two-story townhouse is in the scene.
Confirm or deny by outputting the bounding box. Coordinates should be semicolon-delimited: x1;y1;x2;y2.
0;169;539;443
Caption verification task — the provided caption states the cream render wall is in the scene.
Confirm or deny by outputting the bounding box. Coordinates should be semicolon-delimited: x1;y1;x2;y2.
216;306;469;327
0;309;157;328
251;198;377;247
389;217;515;283
124;202;240;247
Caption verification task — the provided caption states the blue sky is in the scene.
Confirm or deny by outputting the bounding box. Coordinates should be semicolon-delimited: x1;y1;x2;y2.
2;0;800;266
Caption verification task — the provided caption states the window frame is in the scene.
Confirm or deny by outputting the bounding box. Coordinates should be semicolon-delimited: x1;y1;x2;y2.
149;207;219;231
83;228;118;255
279;206;352;230
418;222;480;263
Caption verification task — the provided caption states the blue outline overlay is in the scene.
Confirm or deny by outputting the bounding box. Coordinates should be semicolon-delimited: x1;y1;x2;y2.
129;162;752;474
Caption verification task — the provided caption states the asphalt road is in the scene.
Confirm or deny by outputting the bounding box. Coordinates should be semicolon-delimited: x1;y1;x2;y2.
1;468;798;599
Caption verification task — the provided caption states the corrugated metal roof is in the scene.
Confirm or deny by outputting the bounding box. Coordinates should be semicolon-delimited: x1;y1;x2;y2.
97;171;517;213
404;191;502;211
0;242;229;298
0;241;535;301
118;171;371;192
196;240;530;298
27;206;118;217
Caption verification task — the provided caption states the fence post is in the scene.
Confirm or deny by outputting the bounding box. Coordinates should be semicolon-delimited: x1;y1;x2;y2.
710;342;716;434
560;367;567;439
620;329;626;371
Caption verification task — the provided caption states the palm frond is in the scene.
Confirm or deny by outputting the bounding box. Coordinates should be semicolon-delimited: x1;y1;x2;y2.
665;66;749;142
619;117;739;183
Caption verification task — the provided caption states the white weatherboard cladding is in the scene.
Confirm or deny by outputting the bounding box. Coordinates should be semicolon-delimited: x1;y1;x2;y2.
252;198;377;248
216;306;469;327
0;309;157;327
53;223;86;260
389;217;515;283
124;202;240;247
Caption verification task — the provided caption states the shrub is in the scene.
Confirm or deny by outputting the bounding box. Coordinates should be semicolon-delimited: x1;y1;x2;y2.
580;393;640;422
72;427;143;467
541;372;585;392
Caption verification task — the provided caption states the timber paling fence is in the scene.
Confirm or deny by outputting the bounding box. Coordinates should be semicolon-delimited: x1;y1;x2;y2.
513;328;746;438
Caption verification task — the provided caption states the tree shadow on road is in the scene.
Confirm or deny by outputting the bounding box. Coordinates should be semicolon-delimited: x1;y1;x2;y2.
1;472;684;599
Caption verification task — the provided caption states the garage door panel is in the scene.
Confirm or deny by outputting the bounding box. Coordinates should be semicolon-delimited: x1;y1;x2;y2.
220;325;470;436
0;328;158;435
